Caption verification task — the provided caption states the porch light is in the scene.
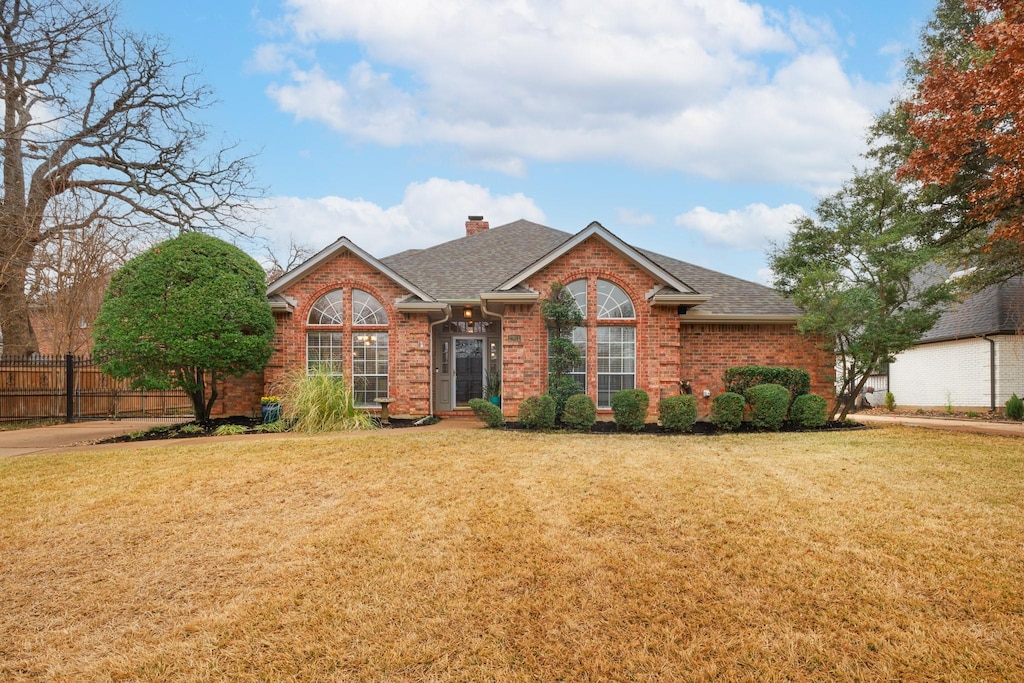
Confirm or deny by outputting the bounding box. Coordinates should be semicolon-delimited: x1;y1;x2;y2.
463;307;473;319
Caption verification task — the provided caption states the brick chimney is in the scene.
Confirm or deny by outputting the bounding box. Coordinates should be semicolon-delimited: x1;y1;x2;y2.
465;215;489;236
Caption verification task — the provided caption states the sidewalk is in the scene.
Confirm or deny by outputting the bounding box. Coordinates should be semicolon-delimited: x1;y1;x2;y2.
0;419;182;458
854;412;1024;437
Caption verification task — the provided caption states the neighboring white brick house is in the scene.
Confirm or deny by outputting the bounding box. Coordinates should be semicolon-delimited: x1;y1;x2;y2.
884;277;1024;410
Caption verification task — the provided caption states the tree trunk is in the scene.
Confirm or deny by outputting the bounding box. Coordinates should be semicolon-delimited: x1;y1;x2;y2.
837;372;876;422
0;260;39;356
188;367;209;422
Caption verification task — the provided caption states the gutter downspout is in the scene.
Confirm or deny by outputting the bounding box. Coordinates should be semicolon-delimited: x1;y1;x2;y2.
428;306;452;416
982;335;996;412
480;298;505;409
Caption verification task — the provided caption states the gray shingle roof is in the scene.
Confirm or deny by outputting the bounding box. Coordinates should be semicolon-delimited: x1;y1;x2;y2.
378;219;798;316
639;249;802;316
922;276;1024;341
380;219;570;300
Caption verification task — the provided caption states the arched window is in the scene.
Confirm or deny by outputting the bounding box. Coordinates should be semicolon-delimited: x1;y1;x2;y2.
308;290;345;325
352;289;388;326
596;279;635;319
566;279;587;318
596;280;635;407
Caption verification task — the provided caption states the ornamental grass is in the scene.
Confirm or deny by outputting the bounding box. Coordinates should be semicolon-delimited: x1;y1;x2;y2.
2;427;1023;680
275;368;376;433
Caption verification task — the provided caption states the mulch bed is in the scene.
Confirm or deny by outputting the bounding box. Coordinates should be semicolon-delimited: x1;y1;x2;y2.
502;420;862;435
98;415;432;444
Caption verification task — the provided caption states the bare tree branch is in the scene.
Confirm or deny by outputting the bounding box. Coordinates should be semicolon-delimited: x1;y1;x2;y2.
1;0;261;355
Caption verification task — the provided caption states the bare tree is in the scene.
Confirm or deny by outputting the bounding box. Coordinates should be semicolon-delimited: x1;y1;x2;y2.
262;236;317;284
0;0;258;356
27;195;132;354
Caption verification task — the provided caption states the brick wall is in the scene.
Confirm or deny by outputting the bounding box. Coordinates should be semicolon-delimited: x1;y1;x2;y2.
212;372;264;417
678;323;835;417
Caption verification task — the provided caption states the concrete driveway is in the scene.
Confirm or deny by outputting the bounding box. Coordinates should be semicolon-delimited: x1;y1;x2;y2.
0;420;181;458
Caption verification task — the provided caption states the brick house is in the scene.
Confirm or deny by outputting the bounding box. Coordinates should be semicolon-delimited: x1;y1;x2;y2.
249;217;834;419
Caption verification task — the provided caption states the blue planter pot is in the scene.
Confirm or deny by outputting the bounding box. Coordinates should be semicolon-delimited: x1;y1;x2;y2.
262;403;281;424
489;396;501;407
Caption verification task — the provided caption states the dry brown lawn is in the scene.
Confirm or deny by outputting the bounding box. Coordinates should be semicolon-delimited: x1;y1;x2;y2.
1;426;1023;681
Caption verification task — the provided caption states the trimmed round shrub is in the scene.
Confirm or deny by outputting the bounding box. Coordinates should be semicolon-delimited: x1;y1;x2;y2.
723;366;810;400
745;383;791;431
1006;393;1024;421
610;388;649;432
710;392;745;432
561;393;597;431
790;393;828;429
519;394;556;430
468;397;505;428
659;394;698;433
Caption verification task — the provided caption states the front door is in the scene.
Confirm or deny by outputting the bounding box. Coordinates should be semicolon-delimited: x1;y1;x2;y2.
454;338;484;406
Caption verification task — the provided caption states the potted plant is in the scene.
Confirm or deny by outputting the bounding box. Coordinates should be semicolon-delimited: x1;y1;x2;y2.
485;370;502;406
261;395;282;424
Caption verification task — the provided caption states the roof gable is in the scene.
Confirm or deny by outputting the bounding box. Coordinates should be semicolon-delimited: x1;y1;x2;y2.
267;237;434;302
496;221;697;296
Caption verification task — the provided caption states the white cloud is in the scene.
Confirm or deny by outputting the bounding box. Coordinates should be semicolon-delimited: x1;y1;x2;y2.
254;178;546;260
260;0;891;189
756;266;776;286
674;202;806;250
616;208;656;227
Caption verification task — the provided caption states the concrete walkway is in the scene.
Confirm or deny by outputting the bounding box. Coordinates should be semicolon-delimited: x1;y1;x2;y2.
0;419;182;458
854;413;1024;437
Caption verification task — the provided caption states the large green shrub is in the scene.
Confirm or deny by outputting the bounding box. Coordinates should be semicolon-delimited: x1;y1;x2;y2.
723;366;810;400
468;398;505;428
659;394;698;432
745;383;791;431
277;369;376;433
518;394;556;429
790;393;828;429
710;392;745;431
561;393;597;431
1006;393;1024;421
610;388;649;432
93;232;275;421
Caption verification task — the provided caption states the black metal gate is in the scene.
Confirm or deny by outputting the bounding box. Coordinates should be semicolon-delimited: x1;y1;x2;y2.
0;354;193;423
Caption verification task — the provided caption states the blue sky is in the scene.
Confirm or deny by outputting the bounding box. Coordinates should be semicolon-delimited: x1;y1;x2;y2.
121;0;938;284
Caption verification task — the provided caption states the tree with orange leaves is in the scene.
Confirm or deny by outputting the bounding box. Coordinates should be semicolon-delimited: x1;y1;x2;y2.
901;1;1024;254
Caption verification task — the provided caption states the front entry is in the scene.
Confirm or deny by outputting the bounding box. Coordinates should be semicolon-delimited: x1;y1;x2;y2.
454;337;484;407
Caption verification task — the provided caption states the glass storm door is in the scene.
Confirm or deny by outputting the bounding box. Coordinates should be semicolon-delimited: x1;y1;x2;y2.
454;338;484;406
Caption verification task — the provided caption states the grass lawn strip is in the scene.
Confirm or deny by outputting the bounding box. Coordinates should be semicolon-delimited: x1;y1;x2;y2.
1;427;1022;680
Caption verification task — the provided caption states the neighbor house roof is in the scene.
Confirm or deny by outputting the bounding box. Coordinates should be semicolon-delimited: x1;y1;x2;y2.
920;276;1024;342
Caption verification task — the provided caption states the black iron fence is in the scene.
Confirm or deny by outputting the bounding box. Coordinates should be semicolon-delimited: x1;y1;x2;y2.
0;353;193;423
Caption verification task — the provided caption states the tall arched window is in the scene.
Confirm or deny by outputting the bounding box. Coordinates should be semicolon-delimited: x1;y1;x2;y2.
305;287;390;407
307;289;345;375
351;290;389;406
596;279;635;408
